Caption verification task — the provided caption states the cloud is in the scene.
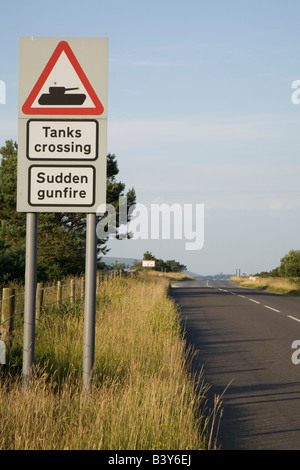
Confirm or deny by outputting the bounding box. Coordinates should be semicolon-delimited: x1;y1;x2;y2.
110;56;199;68
269;202;294;211
108;115;277;152
107;113;300;215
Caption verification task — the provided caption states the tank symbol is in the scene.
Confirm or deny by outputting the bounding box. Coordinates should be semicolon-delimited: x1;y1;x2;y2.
38;86;87;105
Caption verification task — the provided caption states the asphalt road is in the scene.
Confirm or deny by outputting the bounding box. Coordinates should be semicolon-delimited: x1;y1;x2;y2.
170;279;300;450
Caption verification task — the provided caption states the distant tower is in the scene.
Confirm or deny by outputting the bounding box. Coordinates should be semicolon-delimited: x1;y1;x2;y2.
236;268;240;277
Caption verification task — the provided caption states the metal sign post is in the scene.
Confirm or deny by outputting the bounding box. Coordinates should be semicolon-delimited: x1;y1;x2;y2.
82;213;97;392
22;212;38;388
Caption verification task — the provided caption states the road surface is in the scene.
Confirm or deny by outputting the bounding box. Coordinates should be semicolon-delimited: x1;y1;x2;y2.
170;279;300;450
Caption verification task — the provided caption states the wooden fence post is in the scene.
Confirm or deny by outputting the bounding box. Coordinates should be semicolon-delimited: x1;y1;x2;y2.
96;272;101;293
57;281;62;308
81;277;85;299
1;288;15;347
36;282;43;321
70;279;75;307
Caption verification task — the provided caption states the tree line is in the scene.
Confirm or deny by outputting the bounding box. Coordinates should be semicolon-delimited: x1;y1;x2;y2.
256;250;300;278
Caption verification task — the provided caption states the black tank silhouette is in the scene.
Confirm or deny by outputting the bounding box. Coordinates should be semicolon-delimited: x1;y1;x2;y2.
38;87;86;105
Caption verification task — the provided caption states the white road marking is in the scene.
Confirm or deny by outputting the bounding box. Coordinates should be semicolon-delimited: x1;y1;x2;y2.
264;305;281;313
249;298;260;304
210;283;300;326
287;315;300;323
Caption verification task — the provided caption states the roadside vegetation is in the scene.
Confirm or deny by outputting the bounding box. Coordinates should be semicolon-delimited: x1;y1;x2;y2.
231;276;300;296
142;270;193;282
231;249;300;296
0;272;220;450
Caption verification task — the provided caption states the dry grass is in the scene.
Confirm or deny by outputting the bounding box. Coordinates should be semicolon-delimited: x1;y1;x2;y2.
231;276;300;296
141;270;193;281
0;272;218;450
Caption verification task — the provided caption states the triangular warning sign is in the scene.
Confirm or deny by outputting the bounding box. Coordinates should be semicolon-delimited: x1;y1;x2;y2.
22;41;104;115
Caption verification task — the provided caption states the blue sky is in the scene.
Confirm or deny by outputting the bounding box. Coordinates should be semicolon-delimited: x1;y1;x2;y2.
1;0;300;275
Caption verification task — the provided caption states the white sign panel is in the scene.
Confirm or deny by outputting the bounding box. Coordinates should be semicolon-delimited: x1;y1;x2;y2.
29;166;95;207
27;119;98;160
142;260;156;267
17;37;108;213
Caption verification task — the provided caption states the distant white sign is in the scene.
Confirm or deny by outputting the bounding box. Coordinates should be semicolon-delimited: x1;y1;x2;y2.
142;260;155;267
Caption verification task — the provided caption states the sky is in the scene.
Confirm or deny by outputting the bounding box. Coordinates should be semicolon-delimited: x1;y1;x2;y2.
1;0;300;275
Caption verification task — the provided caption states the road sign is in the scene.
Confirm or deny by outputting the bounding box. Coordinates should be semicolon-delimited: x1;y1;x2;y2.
142;260;156;267
17;37;108;213
22;40;104;115
18;37;108;391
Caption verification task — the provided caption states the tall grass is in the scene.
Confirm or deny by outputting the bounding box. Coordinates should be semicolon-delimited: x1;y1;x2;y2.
0;272;219;450
231;276;300;296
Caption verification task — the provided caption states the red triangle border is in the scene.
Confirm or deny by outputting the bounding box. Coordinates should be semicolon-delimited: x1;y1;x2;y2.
22;40;104;116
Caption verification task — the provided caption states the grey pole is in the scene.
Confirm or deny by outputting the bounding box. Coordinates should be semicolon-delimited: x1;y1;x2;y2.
82;213;97;392
22;212;38;389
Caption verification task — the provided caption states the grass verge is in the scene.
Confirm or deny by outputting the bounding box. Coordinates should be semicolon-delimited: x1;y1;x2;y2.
0;272;219;450
231;276;300;296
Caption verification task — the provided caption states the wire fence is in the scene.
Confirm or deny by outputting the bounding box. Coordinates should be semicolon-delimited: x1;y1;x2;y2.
0;270;124;346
